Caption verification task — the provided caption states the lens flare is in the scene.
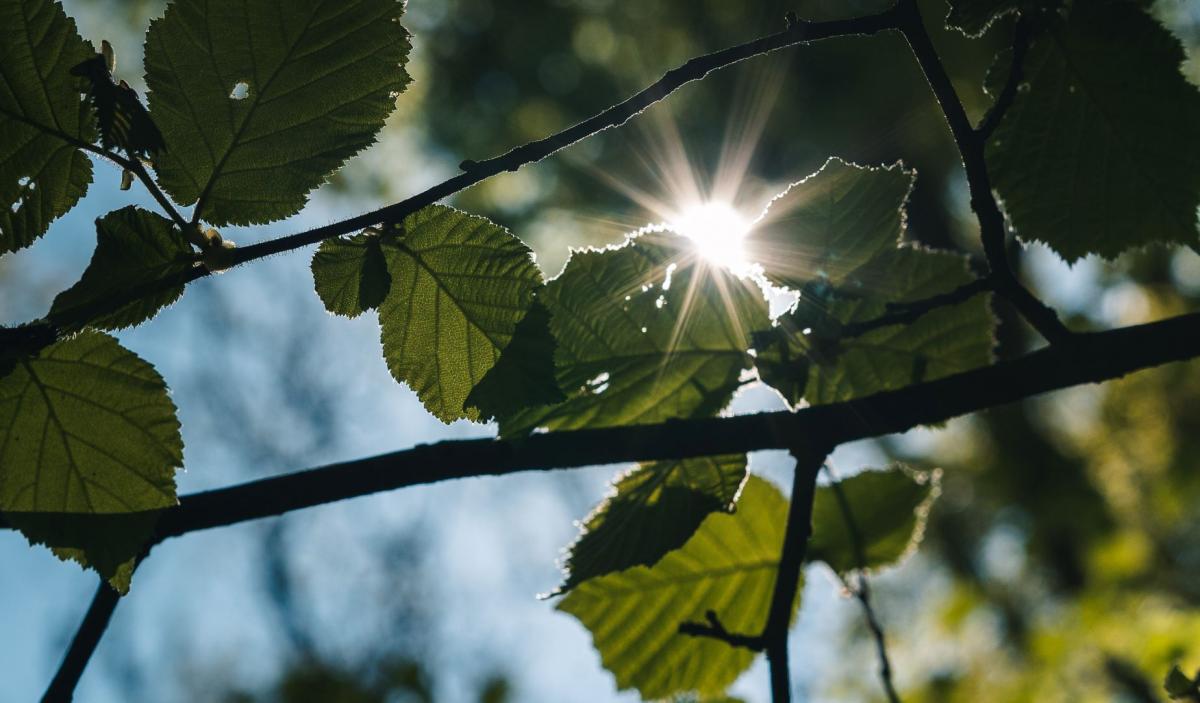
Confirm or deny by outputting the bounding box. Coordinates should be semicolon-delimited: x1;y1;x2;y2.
670;201;751;271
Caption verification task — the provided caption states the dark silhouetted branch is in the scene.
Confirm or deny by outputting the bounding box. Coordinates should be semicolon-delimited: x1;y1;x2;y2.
679;610;765;651
894;0;1070;345
41;582;121;703
977;15;1033;141
841;276;992;338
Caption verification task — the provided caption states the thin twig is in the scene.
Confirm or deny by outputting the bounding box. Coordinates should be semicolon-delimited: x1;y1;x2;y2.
679;610;765;651
894;0;1071;345
0;8;902;350
825;465;901;703
41;582;121;703
840;277;992;338
976;15;1033;141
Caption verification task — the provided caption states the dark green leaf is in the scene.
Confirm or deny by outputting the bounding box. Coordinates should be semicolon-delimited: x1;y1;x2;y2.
311;232;391;318
558;454;748;593
376;206;543;423
50;206;194;330
807;466;941;574
0;0;97;253
501;235;768;435
987;2;1200;261
144;0;412;226
0;331;183;590
71;47;165;158
558;476;795;700
745;158;913;291
464;298;565;421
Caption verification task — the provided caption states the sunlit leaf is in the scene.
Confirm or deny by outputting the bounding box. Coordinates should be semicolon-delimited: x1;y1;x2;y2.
0;0;97;253
745;158;913;291
987;1;1200;261
311;232;391;318
558;455;747;593
761;247;994;406
558;476;794;700
376;206;543;423
501;235;768;435
808;466;941;574
50;206;194;330
144;0;412;226
0;331;183;590
464;299;565;421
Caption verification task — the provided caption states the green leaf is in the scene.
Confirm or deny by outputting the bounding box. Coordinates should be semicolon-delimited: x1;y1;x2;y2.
376;206;543;423
987;2;1200;261
464;298;565;421
311;232;391;318
757;248;993;407
0;0;97;253
558;476;794;700
807;466;941;574
0;331;183;590
558;455;748;593
1165;664;1199;699
50;206;194;330
500;235;768;435
144;0;412;226
945;0;1021;37
744;158;913;291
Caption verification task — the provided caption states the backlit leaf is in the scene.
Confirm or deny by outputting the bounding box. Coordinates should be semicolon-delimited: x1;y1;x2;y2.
745;158;913;291
144;0;412;226
0;331;183;590
501;235;768;435
987;2;1200;261
376;206;543;423
50;206;194;330
0;0;97;253
558;476;793;700
808;466;941;574
558;455;748;593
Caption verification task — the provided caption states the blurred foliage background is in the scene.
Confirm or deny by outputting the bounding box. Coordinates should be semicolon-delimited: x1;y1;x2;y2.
4;0;1200;700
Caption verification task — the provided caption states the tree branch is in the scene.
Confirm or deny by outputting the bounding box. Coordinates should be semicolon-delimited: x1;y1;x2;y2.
826;465;901;703
0;8;901;351
41;581;121;703
762;446;828;703
3;310;1196;542
894;0;1070;345
678;610;765;651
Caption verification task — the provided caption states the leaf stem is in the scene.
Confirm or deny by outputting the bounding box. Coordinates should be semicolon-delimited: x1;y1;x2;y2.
894;0;1071;345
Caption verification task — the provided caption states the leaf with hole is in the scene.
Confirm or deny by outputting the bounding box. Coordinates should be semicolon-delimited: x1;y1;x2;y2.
50;206;194;330
0;0;97;253
0;331;184;591
558;454;748;593
987;1;1200;261
144;0;412;225
558;476;794;700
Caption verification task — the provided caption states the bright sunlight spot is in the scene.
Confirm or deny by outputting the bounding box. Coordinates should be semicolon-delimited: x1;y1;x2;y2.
671;202;752;271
